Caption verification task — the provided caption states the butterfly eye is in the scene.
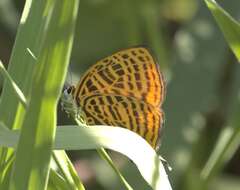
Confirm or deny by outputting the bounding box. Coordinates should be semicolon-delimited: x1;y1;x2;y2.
66;85;75;95
62;86;74;100
67;87;72;94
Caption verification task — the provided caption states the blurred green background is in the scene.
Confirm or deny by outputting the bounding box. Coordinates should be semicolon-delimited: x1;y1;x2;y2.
0;0;240;189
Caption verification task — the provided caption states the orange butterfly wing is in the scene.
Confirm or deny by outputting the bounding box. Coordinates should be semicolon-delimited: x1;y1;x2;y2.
74;47;165;107
80;94;164;148
73;47;165;149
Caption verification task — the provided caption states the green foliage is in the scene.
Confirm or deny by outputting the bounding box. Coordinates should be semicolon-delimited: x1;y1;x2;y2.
0;125;172;190
201;0;240;181
205;0;240;61
0;0;80;189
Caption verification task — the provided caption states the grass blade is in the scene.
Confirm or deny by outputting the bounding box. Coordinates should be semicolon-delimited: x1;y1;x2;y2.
0;60;27;107
0;125;172;190
205;0;240;61
201;108;240;181
8;1;79;189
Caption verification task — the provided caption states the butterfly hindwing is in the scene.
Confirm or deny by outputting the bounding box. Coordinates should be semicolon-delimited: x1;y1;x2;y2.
80;94;164;148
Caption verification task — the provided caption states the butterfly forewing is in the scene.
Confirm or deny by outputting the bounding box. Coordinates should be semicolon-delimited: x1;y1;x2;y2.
74;47;165;107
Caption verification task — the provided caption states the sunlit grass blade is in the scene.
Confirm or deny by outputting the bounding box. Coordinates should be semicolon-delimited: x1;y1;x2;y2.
48;169;71;190
0;0;47;182
56;126;171;190
73;118;133;190
0;125;172;190
52;151;85;190
201;107;240;181
0;60;27;107
205;0;240;61
0;0;58;186
96;148;133;190
7;1;80;190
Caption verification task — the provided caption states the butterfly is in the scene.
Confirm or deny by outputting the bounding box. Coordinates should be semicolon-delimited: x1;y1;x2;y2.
61;47;165;149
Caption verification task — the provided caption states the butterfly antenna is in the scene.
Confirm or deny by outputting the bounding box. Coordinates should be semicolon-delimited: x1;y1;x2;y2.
67;64;74;85
62;66;72;92
69;64;73;86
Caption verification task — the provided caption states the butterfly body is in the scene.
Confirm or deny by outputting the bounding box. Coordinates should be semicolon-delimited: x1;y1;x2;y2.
62;47;165;149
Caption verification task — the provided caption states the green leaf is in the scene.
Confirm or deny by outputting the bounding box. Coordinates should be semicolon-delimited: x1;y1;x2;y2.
0;125;172;190
72;118;133;190
6;1;79;190
201;107;240;181
52;151;85;190
205;0;240;61
0;60;27;107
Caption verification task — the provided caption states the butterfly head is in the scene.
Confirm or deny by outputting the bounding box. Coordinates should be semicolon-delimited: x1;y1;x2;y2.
61;85;87;124
62;85;75;101
61;85;77;116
